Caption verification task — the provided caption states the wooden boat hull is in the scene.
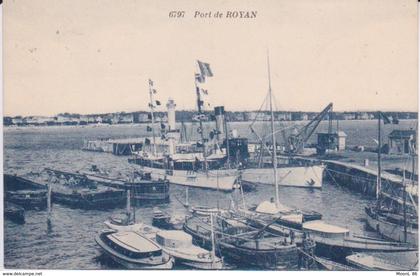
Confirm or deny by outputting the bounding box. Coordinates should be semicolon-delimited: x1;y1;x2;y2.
365;207;418;247
4;202;25;224
85;174;170;202
52;190;125;210
4;174;48;209
311;235;417;262
183;217;299;269
6;191;48;210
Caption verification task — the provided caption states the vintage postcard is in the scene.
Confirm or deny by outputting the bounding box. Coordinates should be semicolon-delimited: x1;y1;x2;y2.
2;0;419;274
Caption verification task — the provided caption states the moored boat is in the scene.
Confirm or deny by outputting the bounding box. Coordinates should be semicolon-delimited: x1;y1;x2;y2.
4;173;48;209
183;214;300;269
152;208;184;230
302;220;417;262
155;230;223;269
95;229;174;269
85;169;170;202
4;202;25;224
104;216;222;269
365;206;418;246
346;253;417;271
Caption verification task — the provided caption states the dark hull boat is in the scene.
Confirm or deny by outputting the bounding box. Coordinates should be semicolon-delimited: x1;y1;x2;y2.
52;188;126;209
4;174;48;209
183;215;299;269
40;169;127;210
152;209;184;230
85;171;170;202
5;202;25;224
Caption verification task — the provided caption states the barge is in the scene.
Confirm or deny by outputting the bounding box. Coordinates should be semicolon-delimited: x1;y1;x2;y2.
4;174;48;210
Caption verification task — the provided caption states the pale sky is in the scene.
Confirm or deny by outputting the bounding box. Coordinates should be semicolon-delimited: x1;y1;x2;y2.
4;0;418;116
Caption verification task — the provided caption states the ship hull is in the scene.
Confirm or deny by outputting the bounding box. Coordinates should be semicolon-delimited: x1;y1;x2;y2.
138;166;237;191
365;209;418;247
241;165;324;188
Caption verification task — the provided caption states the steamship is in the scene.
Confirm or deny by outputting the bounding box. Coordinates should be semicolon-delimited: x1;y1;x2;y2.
128;70;238;191
129;61;324;191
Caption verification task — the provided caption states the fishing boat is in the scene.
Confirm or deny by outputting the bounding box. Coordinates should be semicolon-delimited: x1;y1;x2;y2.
302;220;417;261
128;68;238;191
4;202;25;224
346;253;417;271
95;229;174;269
183;213;300;269
364;113;418;246
4;173;48;209
152;208;184;230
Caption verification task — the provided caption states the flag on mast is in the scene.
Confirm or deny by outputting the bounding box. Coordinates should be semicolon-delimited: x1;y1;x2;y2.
197;60;213;78
195;73;204;83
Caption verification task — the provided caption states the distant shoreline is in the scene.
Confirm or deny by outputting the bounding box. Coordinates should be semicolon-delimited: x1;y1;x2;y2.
3;118;418;130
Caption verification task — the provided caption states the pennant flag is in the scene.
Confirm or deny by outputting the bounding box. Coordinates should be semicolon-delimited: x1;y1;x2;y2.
195;73;204;83
197;60;213;77
148;79;153;86
379;111;391;124
146;126;152;132
156;100;161;106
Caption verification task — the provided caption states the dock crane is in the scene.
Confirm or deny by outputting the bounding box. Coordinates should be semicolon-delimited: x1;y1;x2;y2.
286;102;333;154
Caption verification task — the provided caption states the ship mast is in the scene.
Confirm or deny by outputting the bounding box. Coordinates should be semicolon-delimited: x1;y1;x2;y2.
195;69;208;172
403;170;407;243
148;79;157;156
376;111;382;206
267;52;280;209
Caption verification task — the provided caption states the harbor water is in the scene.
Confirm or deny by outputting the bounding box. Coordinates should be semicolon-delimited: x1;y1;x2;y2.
3;120;418;269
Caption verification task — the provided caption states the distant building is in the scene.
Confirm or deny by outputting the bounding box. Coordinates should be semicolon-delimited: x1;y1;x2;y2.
355;112;370;120
291;113;308;121
23;116;53;125
119;113;134;124
11;117;24;125
388;129;416;154
276;112;292;121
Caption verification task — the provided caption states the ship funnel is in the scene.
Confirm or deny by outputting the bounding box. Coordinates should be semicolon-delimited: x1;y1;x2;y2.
214;106;225;140
166;98;176;131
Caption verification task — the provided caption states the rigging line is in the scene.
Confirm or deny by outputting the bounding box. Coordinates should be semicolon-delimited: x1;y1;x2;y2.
250;92;270;128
